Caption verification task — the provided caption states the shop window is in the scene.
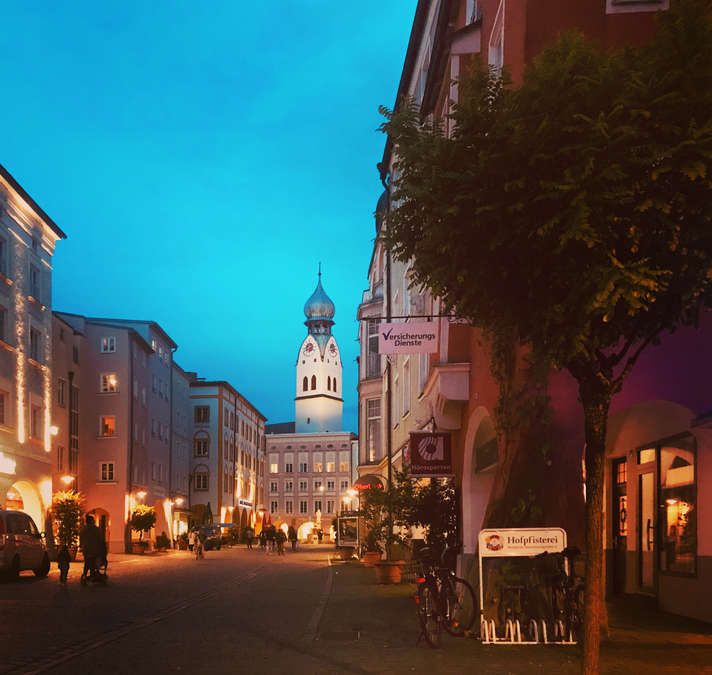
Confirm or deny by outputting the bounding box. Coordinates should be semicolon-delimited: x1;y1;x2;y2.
659;435;696;575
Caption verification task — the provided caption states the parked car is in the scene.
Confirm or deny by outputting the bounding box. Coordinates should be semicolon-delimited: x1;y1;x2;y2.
199;526;222;551
0;509;50;579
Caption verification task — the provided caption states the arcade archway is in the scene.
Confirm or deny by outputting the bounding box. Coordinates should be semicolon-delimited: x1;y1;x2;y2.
4;480;44;531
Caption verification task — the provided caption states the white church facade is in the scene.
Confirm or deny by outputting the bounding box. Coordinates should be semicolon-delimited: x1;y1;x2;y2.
265;271;356;541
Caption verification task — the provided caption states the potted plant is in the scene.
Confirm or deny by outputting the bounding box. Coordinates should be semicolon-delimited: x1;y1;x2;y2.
177;532;189;550
361;528;382;567
155;531;171;551
130;504;156;554
52;490;84;560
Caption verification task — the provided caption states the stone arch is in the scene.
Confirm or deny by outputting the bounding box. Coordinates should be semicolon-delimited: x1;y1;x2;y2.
298;521;316;541
240;508;248;529
461;406;498;556
4;480;45;532
88;507;111;548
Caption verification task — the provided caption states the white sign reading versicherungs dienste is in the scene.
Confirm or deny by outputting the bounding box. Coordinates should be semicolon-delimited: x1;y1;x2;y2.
378;321;439;354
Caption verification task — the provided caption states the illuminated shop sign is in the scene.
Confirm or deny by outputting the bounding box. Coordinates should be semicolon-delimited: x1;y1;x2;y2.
378;322;439;354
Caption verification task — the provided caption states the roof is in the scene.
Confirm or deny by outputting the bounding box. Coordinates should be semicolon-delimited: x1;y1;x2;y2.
0;164;67;240
266;422;296;435
190;380;267;421
86;317;178;350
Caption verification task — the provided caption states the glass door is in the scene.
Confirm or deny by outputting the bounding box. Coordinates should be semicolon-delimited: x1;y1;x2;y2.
612;459;628;594
638;469;656;592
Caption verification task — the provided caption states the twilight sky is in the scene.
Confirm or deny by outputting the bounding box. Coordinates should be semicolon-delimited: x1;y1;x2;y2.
1;2;416;432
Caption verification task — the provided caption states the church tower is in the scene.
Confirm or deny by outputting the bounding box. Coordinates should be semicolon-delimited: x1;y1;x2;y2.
295;270;343;432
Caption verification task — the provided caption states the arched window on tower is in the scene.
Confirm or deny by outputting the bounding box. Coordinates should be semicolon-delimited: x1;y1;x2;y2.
302;376;308;392
327;376;331;391
334;377;337;392
311;375;317;390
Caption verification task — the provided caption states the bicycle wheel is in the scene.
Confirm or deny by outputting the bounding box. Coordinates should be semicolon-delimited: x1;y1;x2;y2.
417;583;442;647
441;576;477;636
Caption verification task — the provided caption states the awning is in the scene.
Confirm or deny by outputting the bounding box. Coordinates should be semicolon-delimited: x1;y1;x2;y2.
353;474;385;491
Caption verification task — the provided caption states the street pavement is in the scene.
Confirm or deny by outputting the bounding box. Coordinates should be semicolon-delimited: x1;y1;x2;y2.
1;545;711;674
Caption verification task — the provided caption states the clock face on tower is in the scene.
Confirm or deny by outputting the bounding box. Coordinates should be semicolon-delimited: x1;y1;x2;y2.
303;342;315;356
329;343;338;358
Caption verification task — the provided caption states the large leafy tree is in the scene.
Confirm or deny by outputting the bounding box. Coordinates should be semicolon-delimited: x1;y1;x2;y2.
380;2;712;672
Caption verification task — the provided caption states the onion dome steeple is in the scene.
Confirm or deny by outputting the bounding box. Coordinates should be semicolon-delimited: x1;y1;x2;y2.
303;264;335;352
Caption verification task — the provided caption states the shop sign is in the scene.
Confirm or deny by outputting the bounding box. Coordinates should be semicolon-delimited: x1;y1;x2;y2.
478;527;567;558
238;499;253;509
0;452;16;475
408;432;453;477
378;322;438;354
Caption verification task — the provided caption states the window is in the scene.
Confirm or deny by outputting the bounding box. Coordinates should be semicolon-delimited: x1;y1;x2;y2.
100;373;118;393
0;390;6;425
339;452;349;473
29;327;41;361
100;415;116;437
466;0;481;23
270;481;278;493
327;480;335;491
366;398;381;463
333;377;337;393
659;435;697;575
314;500;322;513
285;462;293;473
270;501;278;514
419;352;429;393
72;345;79;364
224;406;230;426
57;446;65;471
285;500;293;514
314;480;322;491
607;0;667;13
299;480;307;492
100;462;115;482
488;1;504;73
311;375;316;390
299;500;308;514
194;406;209;423
100;336;116;353
299;461;308;472
326;500;334;514
327;376;331;391
366;319;380;378
302;376;308;392
340;480;349;491
326;461;335;473
193;432;209;456
285;480;293;492
269;454;279;473
69;449;78;472
30;406;41;438
313;456;323;472
195;472;208;490
393;373;400;423
29;264;40;301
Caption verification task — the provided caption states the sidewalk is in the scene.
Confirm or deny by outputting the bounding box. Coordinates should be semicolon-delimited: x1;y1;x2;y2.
316;560;712;674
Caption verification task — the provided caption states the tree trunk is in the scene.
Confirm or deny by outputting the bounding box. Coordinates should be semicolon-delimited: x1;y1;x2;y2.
580;389;611;675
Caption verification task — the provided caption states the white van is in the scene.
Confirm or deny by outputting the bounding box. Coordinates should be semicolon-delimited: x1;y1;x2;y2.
0;509;50;579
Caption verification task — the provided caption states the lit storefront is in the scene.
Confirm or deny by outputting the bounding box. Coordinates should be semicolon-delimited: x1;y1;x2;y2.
605;402;711;622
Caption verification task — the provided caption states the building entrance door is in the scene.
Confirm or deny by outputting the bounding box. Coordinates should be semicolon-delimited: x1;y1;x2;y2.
611;459;628;594
638;469;656;593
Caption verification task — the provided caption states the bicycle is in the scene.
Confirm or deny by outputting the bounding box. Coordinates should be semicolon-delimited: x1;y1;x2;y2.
414;546;477;648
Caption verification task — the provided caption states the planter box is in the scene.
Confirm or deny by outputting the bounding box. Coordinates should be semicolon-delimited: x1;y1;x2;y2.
374;560;405;584
362;551;382;567
131;542;149;555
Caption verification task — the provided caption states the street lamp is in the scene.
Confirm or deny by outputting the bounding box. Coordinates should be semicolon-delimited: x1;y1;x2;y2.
136;490;147;500
60;474;75;487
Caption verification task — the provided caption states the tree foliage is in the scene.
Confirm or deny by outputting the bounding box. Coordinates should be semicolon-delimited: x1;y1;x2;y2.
52;490;84;548
130;505;156;540
379;2;712;671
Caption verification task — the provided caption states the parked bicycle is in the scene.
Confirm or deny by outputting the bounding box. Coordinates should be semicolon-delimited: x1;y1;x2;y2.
547;546;584;643
414;545;477;648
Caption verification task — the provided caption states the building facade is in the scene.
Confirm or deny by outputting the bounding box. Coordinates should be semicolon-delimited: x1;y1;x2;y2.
0;165;66;533
189;379;265;530
170;361;192;540
55;314;178;553
362;0;712;622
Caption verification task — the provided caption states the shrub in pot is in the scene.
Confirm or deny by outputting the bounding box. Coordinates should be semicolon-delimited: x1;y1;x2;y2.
130;505;156;550
52;490;84;558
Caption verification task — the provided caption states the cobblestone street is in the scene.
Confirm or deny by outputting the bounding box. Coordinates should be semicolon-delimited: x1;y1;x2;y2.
2;547;711;674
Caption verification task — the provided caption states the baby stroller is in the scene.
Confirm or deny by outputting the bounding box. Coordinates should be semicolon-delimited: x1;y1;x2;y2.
81;555;109;586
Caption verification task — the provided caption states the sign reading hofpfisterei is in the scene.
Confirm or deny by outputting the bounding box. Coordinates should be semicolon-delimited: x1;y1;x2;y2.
378;321;439;354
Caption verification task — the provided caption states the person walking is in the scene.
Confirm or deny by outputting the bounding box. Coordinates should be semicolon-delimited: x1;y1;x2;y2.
276;528;286;556
288;525;297;552
188;530;195;553
259;529;267;552
195;530;205;560
245;526;254;550
79;515;103;582
57;545;71;583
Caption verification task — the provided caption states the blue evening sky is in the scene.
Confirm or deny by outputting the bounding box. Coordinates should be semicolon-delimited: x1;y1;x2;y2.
1;2;416;431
